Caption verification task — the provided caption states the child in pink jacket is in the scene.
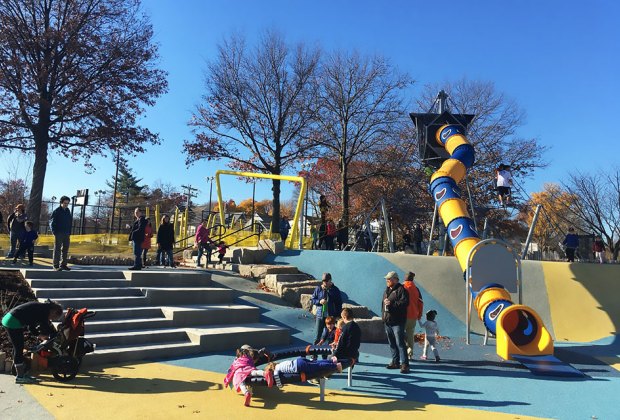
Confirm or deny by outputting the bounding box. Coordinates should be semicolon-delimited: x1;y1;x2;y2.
224;345;273;406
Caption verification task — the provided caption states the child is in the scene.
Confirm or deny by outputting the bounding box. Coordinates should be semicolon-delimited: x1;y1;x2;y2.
419;309;440;362
330;319;345;351
593;236;605;264
269;356;342;388
317;316;337;346
224;345;273;407
13;221;38;266
496;164;513;207
217;241;228;264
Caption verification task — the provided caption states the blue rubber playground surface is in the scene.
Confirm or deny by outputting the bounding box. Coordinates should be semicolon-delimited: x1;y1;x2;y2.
8;254;620;419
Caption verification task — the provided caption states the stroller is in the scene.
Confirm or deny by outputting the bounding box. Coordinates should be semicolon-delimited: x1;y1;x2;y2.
31;307;96;381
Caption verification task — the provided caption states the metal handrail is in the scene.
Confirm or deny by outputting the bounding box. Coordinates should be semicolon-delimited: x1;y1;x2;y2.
172;222;264;256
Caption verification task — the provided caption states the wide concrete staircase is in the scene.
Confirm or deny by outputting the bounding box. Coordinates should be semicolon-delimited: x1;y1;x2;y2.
21;268;290;367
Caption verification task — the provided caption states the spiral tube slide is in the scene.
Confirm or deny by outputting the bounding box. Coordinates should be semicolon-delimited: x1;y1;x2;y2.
429;124;553;360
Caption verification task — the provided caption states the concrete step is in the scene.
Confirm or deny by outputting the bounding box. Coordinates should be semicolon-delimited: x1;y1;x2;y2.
186;323;290;351
50;295;150;309
22;269;125;279
161;304;260;326
144;287;234;305
90;306;165;321
33;287;144;299
87;329;189;347
27;278;131;289
83;341;201;367
87;318;172;333
83;323;290;366
124;271;212;287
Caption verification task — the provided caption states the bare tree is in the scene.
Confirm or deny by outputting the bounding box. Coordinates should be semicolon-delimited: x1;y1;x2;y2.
0;0;167;228
556;169;620;260
313;50;413;225
185;31;320;233
417;79;549;211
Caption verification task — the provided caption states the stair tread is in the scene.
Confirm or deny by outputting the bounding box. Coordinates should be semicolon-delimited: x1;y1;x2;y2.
92;340;198;353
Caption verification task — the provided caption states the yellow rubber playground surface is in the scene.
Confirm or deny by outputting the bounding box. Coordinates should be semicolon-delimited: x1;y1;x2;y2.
22;362;535;420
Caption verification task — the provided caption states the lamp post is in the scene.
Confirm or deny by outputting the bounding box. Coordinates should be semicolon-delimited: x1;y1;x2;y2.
300;162;314;237
94;190;106;234
205;176;215;216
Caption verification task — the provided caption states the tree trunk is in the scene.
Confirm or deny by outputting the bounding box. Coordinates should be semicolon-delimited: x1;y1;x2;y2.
340;163;349;227
272;178;281;234
27;136;49;231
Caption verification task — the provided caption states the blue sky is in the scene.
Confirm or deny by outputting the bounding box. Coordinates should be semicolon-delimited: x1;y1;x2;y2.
2;0;618;207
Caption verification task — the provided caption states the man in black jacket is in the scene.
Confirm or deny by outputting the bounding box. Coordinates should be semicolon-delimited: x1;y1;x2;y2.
50;196;73;271
128;207;147;270
382;271;410;373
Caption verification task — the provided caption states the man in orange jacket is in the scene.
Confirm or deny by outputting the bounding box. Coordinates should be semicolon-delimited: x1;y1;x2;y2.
403;271;424;361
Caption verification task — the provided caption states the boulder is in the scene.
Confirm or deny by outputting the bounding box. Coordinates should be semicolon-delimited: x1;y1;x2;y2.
281;286;317;306
241;248;270;264
276;280;320;297
262;273;310;290
342;303;371;319
355;317;386;343
300;294;313;312
238;264;254;278
258;239;285;255
251;265;299;279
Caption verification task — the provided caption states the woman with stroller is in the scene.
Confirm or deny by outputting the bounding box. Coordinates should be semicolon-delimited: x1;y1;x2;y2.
1;300;64;383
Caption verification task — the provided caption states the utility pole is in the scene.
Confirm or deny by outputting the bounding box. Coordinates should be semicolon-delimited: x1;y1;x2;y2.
180;184;199;211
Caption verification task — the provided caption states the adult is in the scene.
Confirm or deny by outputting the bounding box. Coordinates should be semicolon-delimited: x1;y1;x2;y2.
1;300;63;383
325;219;336;250
279;216;290;244
332;307;361;362
156;215;175;267
141;218;153;267
402;228;413;253
128;207;147;270
310;273;343;345
562;227;579;263
7;204;27;258
318;221;327;250
593;235;605;264
496;164;513;207
319;195;330;222
382;271;410;373
50;196;72;271
336;219;348;250
195;220;213;268
403;272;424;360
412;224;424;254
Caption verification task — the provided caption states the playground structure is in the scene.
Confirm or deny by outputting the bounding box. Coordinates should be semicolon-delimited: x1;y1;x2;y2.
214;170;307;249
428;121;581;376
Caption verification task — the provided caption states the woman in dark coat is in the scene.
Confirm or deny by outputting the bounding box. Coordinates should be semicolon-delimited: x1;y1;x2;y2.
156;215;176;267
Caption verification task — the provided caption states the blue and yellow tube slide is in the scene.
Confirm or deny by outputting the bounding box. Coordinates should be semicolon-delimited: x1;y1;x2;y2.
429;125;553;360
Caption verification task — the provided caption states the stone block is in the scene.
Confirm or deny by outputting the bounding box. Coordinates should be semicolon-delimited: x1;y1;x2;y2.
342;303;371;319
276;280;320;297
5;359;12;373
258;239;285;255
240;248;270;264
281;286;317;306
238;264;254;278
251;265;299;279
263;273;310;289
300;294;313;312
230;248;243;263
0;352;5;372
230;263;240;273
183;249;197;260
355;317;386;343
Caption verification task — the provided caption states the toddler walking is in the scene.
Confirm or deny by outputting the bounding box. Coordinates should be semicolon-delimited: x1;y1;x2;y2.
224;345;274;407
419;309;440;362
12;221;38;266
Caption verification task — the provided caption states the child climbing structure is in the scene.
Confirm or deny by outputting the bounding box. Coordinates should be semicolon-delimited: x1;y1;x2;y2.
429;123;582;376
